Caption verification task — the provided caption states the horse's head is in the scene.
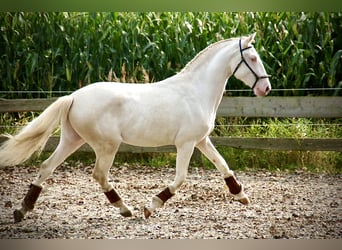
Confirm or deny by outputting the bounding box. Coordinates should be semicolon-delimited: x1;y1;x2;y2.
232;33;271;97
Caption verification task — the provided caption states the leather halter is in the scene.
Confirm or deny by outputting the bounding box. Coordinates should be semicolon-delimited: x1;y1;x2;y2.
232;38;271;90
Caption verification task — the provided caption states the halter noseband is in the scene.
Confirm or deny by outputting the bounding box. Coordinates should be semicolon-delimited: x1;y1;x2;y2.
232;38;271;90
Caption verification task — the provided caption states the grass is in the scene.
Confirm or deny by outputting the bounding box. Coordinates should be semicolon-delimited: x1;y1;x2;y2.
213;117;342;139
208;148;341;174
213;117;342;173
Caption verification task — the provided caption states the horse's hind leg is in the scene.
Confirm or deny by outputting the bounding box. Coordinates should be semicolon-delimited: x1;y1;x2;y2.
14;121;84;223
196;136;249;205
91;142;132;217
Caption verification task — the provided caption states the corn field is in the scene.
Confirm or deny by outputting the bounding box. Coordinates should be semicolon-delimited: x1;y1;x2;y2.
1;12;341;98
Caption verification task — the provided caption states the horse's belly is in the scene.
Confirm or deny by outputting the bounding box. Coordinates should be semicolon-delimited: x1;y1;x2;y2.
120;124;177;147
119;115;212;147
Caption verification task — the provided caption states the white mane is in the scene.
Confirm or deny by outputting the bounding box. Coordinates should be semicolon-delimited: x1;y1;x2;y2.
179;38;237;74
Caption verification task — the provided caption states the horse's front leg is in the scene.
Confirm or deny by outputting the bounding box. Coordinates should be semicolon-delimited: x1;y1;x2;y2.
196;136;250;205
144;142;195;219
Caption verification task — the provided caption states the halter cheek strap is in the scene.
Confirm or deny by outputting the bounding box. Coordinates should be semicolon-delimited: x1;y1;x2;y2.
232;38;271;90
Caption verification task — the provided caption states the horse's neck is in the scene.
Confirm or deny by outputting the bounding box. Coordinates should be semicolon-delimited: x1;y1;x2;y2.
179;40;237;114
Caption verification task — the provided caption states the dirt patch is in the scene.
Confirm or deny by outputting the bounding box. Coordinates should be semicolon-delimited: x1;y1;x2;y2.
0;163;341;239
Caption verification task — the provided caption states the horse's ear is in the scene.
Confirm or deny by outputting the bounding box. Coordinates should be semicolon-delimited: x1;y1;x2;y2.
243;33;256;47
250;32;256;43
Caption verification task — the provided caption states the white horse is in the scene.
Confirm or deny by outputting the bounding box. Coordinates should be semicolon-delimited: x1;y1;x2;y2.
0;33;271;222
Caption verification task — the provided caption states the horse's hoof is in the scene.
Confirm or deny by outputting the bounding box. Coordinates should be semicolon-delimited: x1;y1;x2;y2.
120;209;133;217
144;207;152;219
238;197;250;205
13;209;24;223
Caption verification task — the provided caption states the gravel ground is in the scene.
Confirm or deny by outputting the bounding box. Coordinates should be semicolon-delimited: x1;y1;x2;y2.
0;162;341;239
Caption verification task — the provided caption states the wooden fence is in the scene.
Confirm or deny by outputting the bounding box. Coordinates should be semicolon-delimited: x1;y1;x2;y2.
0;96;341;152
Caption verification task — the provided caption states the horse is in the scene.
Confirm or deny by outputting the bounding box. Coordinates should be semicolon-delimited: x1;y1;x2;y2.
0;33;271;222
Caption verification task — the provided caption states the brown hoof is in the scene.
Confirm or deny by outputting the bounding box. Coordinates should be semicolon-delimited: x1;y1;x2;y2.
13;209;24;223
238;197;250;205
144;207;152;219
120;210;133;217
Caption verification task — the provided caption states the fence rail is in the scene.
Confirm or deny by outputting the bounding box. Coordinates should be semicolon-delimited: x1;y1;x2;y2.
1;96;341;118
1;96;341;152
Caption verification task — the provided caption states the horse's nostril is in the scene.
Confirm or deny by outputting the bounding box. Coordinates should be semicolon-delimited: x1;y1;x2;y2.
265;86;270;94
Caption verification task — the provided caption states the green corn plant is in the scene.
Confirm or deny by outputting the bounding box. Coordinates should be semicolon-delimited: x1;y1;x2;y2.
0;12;341;98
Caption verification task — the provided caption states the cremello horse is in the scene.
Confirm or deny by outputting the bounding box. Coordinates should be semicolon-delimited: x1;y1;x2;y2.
0;33;271;222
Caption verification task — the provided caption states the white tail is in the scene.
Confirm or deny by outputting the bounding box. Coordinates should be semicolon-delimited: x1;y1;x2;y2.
0;95;74;167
